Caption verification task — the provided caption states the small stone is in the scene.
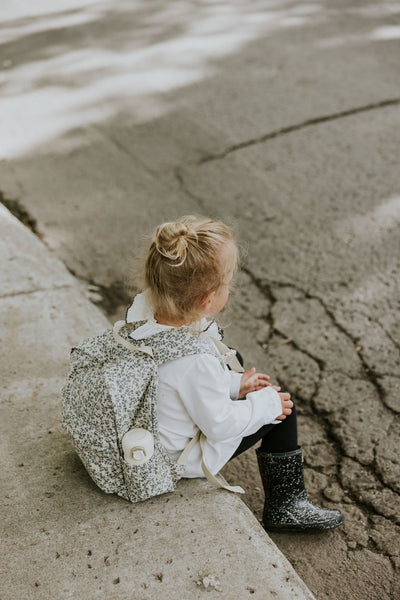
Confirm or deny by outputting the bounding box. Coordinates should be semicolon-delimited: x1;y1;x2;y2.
197;574;222;592
347;541;357;550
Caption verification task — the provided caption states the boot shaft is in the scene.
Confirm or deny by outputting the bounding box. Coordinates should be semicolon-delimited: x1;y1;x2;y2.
256;447;305;501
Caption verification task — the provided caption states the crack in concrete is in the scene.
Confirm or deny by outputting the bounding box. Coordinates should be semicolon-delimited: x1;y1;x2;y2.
375;319;400;354
337;457;400;526
310;297;399;419
0;284;73;300
1;193;43;238
174;166;207;210
254;278;399;417
5;132;398;572
91;125;159;179
277;352;398;560
0;192;132;319
274;327;326;372
298;399;398;563
240;265;400;545
337;308;400;358
65;266;134;319
197;98;400;164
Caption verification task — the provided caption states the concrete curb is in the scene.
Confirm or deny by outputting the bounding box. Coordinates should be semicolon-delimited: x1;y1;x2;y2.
0;204;316;600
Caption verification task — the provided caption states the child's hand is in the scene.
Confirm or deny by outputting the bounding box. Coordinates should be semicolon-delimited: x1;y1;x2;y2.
276;392;293;420
239;368;271;398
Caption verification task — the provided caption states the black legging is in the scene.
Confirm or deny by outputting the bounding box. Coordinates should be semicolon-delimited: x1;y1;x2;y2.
229;403;298;460
228;350;298;460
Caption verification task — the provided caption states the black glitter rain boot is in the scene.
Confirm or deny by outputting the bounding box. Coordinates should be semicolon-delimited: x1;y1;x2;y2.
256;447;344;532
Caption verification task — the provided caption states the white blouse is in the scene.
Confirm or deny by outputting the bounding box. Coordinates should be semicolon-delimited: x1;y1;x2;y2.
127;292;282;478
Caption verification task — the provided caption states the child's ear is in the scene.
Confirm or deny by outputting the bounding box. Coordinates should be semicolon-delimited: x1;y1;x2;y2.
200;291;215;310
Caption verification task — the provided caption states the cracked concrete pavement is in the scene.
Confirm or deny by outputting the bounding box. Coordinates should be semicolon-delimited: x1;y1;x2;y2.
1;1;399;598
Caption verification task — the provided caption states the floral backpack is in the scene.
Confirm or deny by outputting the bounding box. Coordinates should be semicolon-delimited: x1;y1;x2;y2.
61;320;244;503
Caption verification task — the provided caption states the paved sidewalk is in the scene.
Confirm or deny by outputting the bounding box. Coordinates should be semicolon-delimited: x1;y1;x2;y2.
0;204;315;599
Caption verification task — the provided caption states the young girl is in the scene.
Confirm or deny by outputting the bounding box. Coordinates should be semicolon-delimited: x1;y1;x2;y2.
126;215;344;531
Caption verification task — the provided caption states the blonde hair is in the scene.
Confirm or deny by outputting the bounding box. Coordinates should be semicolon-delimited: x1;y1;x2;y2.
145;216;238;323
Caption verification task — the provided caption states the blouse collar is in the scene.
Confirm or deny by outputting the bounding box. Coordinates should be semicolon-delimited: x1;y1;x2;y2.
126;290;222;341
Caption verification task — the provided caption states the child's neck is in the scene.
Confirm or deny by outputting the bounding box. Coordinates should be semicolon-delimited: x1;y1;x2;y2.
155;313;187;327
155;311;207;327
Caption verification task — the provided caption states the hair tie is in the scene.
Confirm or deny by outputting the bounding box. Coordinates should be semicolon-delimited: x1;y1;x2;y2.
154;223;189;266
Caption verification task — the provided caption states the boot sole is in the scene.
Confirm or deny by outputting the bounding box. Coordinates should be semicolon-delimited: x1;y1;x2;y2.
263;515;344;533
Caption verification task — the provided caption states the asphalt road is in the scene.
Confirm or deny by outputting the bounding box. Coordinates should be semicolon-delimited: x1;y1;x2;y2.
1;1;399;598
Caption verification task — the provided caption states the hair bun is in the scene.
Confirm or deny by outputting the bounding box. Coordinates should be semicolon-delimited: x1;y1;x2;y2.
154;221;193;266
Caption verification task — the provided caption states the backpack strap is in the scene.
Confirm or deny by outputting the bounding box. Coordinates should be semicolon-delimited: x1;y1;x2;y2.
113;321;154;358
209;337;245;373
199;434;245;494
177;429;201;466
177;431;245;494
